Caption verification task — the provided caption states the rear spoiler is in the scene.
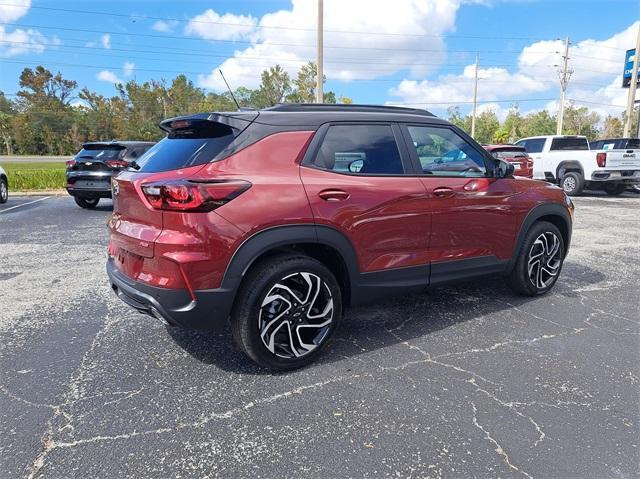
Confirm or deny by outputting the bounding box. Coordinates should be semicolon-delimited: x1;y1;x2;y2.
159;112;259;134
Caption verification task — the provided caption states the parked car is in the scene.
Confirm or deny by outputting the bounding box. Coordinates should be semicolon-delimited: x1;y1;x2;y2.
107;104;574;370
483;144;534;178
0;165;7;203
589;138;640;151
515;135;640;195
66;141;155;208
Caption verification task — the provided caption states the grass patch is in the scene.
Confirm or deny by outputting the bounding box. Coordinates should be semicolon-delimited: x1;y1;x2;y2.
1;162;67;191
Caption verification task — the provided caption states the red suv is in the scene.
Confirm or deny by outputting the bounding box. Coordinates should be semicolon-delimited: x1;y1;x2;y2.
107;104;574;370
483;144;534;178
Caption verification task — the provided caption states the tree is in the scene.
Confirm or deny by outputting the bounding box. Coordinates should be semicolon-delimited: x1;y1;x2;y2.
474;109;500;144
562;103;600;139
17;66;77;107
492;128;510;144
601;115;624;138
286;62;337;104
253;65;291;108
522;110;556;137
502;104;525;142
446;106;471;133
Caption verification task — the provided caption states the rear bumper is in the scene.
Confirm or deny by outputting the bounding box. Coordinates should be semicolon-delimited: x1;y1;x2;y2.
106;258;234;332
66;187;112;198
590;170;640;182
66;171;114;197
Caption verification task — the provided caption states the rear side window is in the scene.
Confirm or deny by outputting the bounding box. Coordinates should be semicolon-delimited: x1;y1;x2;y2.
550;137;589;151
312;124;404;174
135;123;236;173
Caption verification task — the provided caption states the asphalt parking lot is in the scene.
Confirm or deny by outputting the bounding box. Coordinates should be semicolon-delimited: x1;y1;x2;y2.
1;193;638;478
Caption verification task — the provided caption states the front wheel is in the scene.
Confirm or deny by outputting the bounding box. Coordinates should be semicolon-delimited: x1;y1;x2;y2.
603;183;626;196
506;221;565;296
231;254;342;370
74;196;100;209
0;178;7;203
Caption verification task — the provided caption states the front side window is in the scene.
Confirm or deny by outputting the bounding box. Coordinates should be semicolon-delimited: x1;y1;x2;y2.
312;124;404;175
406;125;487;177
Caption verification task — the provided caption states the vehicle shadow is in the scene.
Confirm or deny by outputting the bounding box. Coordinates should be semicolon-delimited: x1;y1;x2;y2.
167;261;605;375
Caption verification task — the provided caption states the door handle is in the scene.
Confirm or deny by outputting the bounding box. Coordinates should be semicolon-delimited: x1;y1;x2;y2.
318;189;350;202
432;187;455;198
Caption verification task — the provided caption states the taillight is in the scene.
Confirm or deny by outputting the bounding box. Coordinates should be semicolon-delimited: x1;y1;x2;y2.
141;179;251;212
66;159;76;168
596;152;606;168
106;159;129;169
527;155;533;167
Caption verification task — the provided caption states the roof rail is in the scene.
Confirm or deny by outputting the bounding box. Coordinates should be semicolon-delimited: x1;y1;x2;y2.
265;103;434;117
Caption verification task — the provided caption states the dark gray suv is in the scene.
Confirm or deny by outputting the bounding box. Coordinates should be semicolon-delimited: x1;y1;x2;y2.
66;141;154;208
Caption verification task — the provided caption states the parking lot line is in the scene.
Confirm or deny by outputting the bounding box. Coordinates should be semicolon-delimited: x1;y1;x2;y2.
0;196;51;214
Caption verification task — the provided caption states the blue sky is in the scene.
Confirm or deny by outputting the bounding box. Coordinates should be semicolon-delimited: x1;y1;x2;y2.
0;0;638;119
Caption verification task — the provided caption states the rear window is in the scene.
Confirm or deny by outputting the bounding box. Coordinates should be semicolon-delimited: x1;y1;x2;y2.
135;123;236;173
550;137;589;151
625;139;640;149
75;147;124;160
491;148;528;159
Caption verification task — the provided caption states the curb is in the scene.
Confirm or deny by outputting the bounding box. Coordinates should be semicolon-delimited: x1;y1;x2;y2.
10;190;68;197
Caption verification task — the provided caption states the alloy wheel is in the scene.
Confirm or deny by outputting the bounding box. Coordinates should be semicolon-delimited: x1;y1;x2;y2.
562;176;576;193
527;232;562;289
258;272;334;359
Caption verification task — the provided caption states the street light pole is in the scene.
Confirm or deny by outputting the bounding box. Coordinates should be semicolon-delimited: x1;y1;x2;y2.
315;0;324;104
623;25;640;137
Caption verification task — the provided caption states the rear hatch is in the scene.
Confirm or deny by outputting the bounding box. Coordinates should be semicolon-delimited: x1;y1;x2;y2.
109;112;257;261
70;143;126;174
490;148;532;173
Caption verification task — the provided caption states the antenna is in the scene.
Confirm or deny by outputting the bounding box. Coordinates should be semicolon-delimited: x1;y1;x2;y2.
219;69;240;110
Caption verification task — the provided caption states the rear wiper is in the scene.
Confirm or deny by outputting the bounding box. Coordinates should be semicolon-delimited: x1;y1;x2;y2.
128;161;141;170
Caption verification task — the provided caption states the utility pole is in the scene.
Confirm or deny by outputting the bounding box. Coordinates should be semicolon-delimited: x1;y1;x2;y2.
315;0;324;104
556;37;572;135
623;25;640;137
471;54;479;139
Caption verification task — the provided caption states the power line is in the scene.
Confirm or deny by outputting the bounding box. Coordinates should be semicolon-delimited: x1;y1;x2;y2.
0;3;554;40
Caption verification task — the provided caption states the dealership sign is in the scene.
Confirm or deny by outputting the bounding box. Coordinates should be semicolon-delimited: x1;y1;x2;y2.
622;48;639;88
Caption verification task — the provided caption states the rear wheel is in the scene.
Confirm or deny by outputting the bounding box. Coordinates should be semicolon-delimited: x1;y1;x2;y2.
74;196;100;209
0;178;7;203
560;172;584;196
603;183;626;196
231;254;342;370
506;221;565;296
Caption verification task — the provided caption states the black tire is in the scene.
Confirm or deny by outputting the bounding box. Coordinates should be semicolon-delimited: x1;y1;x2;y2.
231;253;342;370
74;196;100;209
0;178;7;204
603;183;626;196
560;171;584;196
506;221;565;296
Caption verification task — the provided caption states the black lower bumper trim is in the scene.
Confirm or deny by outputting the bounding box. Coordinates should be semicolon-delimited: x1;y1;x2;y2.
106;258;234;332
66;187;112;199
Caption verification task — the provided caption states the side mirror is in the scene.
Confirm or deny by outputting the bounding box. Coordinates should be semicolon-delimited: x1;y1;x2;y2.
496;159;515;178
348;159;364;173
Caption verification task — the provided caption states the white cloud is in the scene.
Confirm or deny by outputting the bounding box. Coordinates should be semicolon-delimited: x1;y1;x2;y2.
389;21;639;119
151;20;178;33
0;0;30;22
0;0;59;58
185;9;257;41
191;0;459;91
123;61;135;77
97;70;123;85
100;33;111;49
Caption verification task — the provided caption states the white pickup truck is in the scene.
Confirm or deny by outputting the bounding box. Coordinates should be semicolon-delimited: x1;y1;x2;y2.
514;135;640;195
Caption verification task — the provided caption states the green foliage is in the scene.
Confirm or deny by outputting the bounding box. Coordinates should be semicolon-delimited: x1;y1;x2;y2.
3;162;66;191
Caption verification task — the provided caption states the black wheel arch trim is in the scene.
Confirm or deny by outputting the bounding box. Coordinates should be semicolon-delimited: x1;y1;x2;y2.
509;203;572;270
220;224;361;293
556;161;584;180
